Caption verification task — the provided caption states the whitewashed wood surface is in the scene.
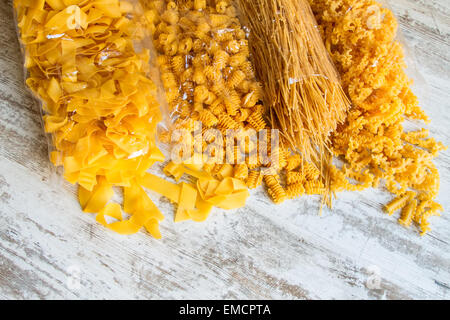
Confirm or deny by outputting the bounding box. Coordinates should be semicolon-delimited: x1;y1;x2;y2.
0;0;449;300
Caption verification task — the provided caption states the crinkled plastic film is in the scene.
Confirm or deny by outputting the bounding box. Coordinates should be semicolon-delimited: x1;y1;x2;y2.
13;0;254;237
14;0;163;189
13;0;173;238
141;0;270;161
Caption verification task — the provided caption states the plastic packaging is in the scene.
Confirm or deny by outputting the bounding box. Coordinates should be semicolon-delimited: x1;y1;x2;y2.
13;0;164;192
12;0;257;235
141;0;279;173
13;0;171;237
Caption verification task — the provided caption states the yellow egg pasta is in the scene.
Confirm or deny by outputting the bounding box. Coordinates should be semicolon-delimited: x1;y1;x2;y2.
14;0;169;237
310;0;446;234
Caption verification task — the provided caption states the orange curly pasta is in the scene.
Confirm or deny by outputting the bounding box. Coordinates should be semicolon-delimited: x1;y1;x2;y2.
142;0;281;187
287;172;304;186
310;0;446;234
287;182;306;199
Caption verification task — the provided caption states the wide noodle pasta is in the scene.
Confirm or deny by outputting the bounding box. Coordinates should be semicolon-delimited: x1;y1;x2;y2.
14;0;254;238
14;0;171;237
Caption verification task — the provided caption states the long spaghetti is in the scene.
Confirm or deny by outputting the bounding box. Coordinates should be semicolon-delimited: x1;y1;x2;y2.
237;0;351;164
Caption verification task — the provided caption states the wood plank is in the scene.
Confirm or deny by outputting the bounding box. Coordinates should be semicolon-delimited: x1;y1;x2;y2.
0;0;449;299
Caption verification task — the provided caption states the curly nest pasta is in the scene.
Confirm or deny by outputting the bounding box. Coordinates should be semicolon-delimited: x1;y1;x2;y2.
309;0;446;235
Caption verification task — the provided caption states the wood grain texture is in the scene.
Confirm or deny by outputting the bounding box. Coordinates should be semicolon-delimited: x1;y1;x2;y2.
0;0;449;300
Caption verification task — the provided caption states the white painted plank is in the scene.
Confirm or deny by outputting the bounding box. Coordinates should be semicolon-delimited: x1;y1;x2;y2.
0;0;449;299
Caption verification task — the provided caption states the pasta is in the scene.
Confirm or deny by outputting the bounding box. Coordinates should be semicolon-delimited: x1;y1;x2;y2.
287;172;304;186
234;163;249;181
15;0;168;237
246;170;263;189
142;0;274;184
16;0;444;239
237;0;351;168
286;155;303;172
310;0;446;234
287;183;306;199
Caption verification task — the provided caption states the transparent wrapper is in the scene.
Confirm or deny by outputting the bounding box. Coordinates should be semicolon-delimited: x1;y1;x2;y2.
142;0;279;171
13;0;166;192
141;0;355;209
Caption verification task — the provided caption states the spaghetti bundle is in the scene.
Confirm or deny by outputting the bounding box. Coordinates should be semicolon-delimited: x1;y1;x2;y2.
237;0;351;163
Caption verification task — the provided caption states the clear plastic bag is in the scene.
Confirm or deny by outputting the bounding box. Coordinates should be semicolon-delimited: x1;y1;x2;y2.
141;0;280;172
13;0;165;192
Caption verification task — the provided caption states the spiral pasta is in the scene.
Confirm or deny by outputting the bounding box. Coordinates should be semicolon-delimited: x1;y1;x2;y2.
262;172;287;203
310;0;446;234
287;172;304;185
287;183;306;199
144;0;268;176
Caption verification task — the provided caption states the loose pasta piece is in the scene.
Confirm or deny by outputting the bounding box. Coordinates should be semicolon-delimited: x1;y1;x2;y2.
304;181;326;195
267;182;287;204
247;111;267;131
399;199;417;228
286;154;302;171
247;170;263;189
385;192;415;216
216;163;234;180
287;182;306;199
302;163;321;181
287;171;304;185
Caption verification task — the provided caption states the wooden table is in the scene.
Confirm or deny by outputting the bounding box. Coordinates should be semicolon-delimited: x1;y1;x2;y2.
0;0;449;300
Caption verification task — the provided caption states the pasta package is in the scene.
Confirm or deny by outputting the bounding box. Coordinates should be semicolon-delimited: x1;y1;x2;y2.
13;0;253;236
13;0;169;237
141;0;282;201
14;0;163;191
